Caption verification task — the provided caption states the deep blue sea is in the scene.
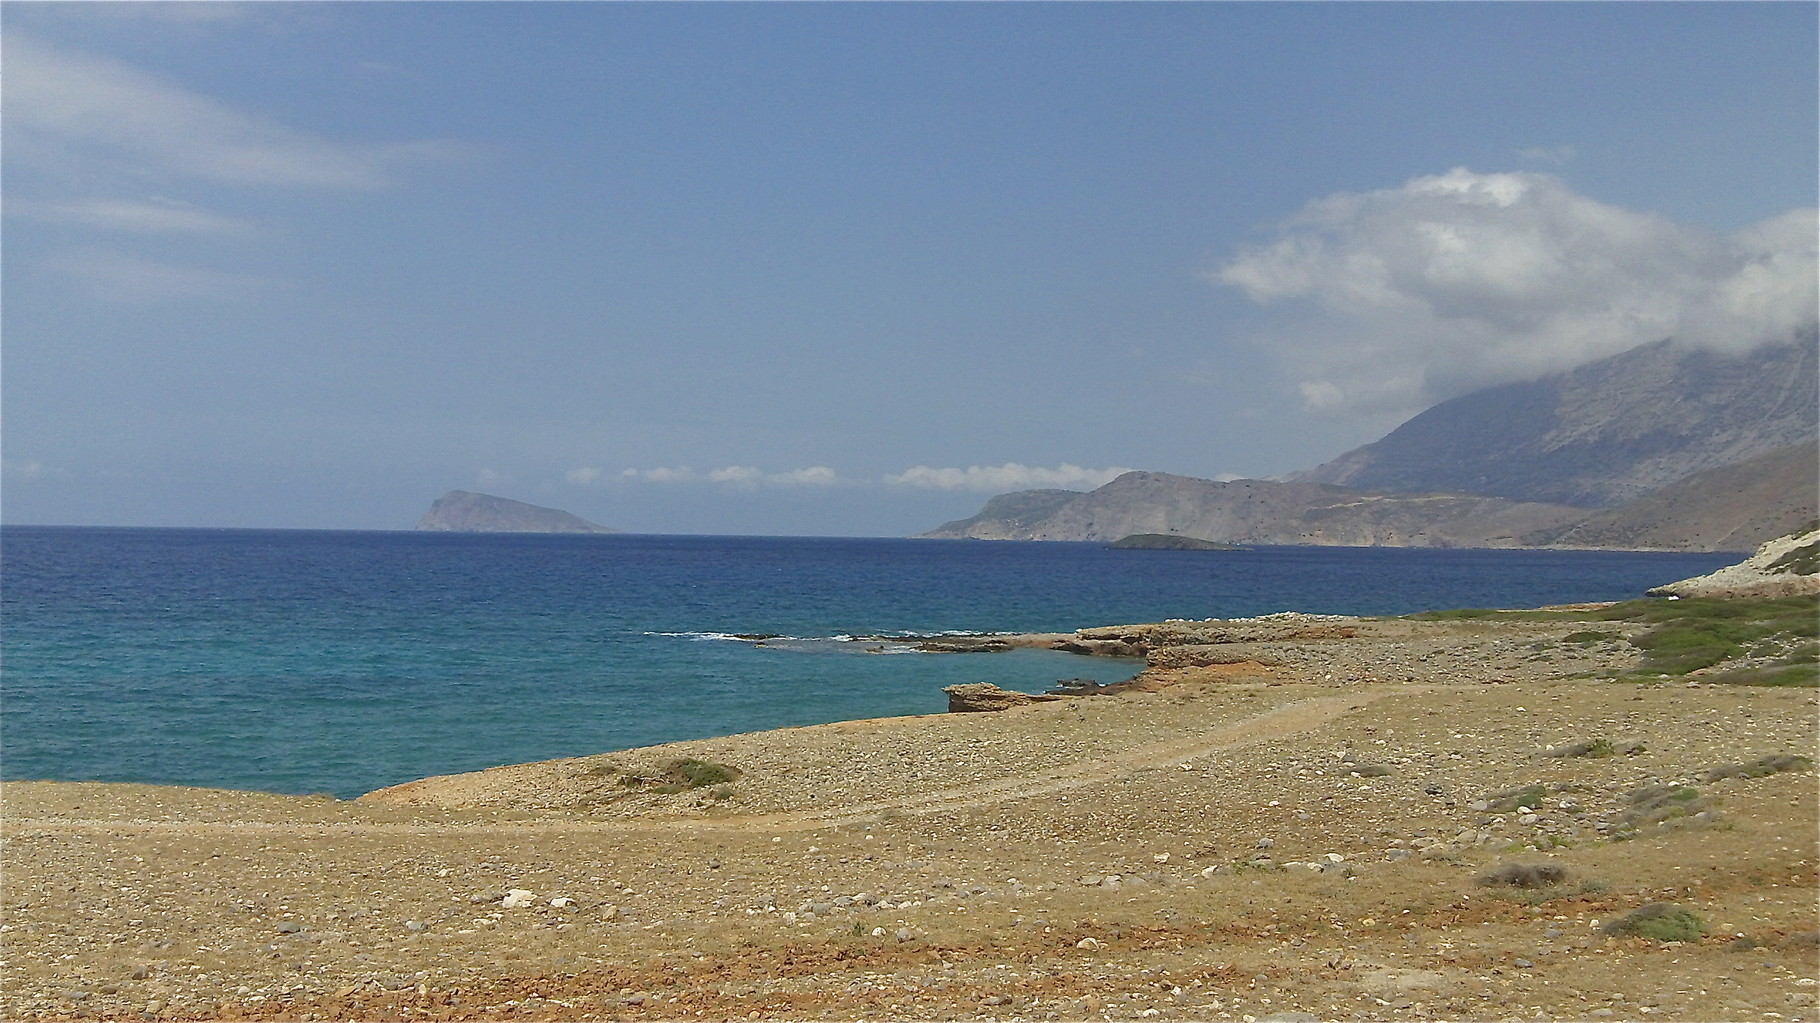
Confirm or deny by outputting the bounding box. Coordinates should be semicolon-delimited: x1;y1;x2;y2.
1;527;1738;799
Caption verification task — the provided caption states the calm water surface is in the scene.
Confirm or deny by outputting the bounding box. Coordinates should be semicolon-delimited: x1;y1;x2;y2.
1;527;1736;797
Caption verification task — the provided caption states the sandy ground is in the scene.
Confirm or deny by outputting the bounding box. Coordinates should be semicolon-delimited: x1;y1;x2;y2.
3;611;1816;1022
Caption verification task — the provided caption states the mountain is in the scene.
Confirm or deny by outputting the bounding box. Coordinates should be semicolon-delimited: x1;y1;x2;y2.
921;489;1084;540
416;491;618;534
1523;441;1819;552
917;471;1586;547
1295;332;1818;508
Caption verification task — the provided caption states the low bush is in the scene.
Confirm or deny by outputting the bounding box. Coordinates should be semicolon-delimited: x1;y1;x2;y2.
1600;903;1706;942
1595;596;1818;679
1702;753;1814;782
1479;862;1573;889
1486;783;1547;812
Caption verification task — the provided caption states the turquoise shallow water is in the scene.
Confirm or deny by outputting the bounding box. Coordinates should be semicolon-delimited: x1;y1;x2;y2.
1;527;1736;798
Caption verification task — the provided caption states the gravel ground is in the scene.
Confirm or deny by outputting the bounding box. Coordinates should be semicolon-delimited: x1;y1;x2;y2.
4;611;1816;1022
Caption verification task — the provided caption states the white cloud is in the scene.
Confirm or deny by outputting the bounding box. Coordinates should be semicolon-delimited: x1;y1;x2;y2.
769;466;840;487
620;465;844;488
47;247;280;303
883;462;1132;493
565;467;603;485
2;33;447;189
624;466;698;484
707;466;764;484
1214;168;1818;417
474;468;512;489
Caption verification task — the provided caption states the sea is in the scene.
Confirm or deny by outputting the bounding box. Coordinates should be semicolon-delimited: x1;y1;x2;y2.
1;527;1739;800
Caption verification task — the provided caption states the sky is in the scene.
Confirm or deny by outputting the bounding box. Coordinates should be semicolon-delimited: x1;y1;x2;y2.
4;2;1816;536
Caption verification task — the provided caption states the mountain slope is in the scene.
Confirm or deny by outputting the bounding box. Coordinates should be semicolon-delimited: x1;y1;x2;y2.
1295;332;1818;508
416;491;618;533
918;471;1585;547
1524;441;1819;552
922;489;1084;540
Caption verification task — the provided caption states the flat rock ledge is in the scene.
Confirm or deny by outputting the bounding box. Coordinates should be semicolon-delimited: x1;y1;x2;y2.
941;682;1071;712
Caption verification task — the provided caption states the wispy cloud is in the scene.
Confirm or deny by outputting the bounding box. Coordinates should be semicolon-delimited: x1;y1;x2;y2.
604;466;846;488
47;248;282;303
883;462;1132;493
9;197;260;237
2;33;419;189
1214;168;1818;417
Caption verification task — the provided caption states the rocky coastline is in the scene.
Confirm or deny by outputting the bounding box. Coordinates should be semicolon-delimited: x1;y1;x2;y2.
5;595;1815;1022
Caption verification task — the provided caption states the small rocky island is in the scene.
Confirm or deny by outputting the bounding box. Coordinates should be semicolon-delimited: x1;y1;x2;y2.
1107;532;1246;551
415;490;619;533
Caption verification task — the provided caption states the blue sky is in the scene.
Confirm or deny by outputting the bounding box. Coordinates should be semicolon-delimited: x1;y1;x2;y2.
4;2;1815;535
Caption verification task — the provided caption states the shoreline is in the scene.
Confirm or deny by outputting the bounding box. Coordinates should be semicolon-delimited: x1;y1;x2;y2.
4;603;1816;1022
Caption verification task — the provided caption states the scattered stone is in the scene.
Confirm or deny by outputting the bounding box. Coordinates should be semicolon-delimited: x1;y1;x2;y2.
500;889;536;909
274;921;302;934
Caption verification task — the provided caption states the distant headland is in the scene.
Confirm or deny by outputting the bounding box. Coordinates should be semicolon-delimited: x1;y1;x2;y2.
1107;533;1246;551
415;491;618;534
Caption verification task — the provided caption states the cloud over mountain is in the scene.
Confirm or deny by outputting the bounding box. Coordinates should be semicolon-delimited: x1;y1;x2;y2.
1214;169;1818;418
884;463;1133;493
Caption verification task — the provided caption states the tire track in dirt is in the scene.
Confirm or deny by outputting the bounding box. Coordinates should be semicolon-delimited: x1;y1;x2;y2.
736;688;1408;831
8;688;1407;838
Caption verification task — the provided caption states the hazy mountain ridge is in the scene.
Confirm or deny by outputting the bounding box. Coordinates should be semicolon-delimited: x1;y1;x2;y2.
416;491;618;534
921;333;1818;551
920;471;1586;547
926;489;1084;540
1294;332;1819;507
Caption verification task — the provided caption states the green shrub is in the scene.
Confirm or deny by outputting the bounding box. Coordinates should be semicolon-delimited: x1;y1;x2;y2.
612;758;743;793
1600;903;1705;942
1594;595;1818;679
1479;862;1573;889
1487;783;1548;812
1545;738;1616;758
671;758;742;788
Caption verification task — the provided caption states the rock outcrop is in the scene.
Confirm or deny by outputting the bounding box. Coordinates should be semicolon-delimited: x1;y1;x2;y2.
416;491;618;534
1646;524;1820;599
942;683;1066;712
